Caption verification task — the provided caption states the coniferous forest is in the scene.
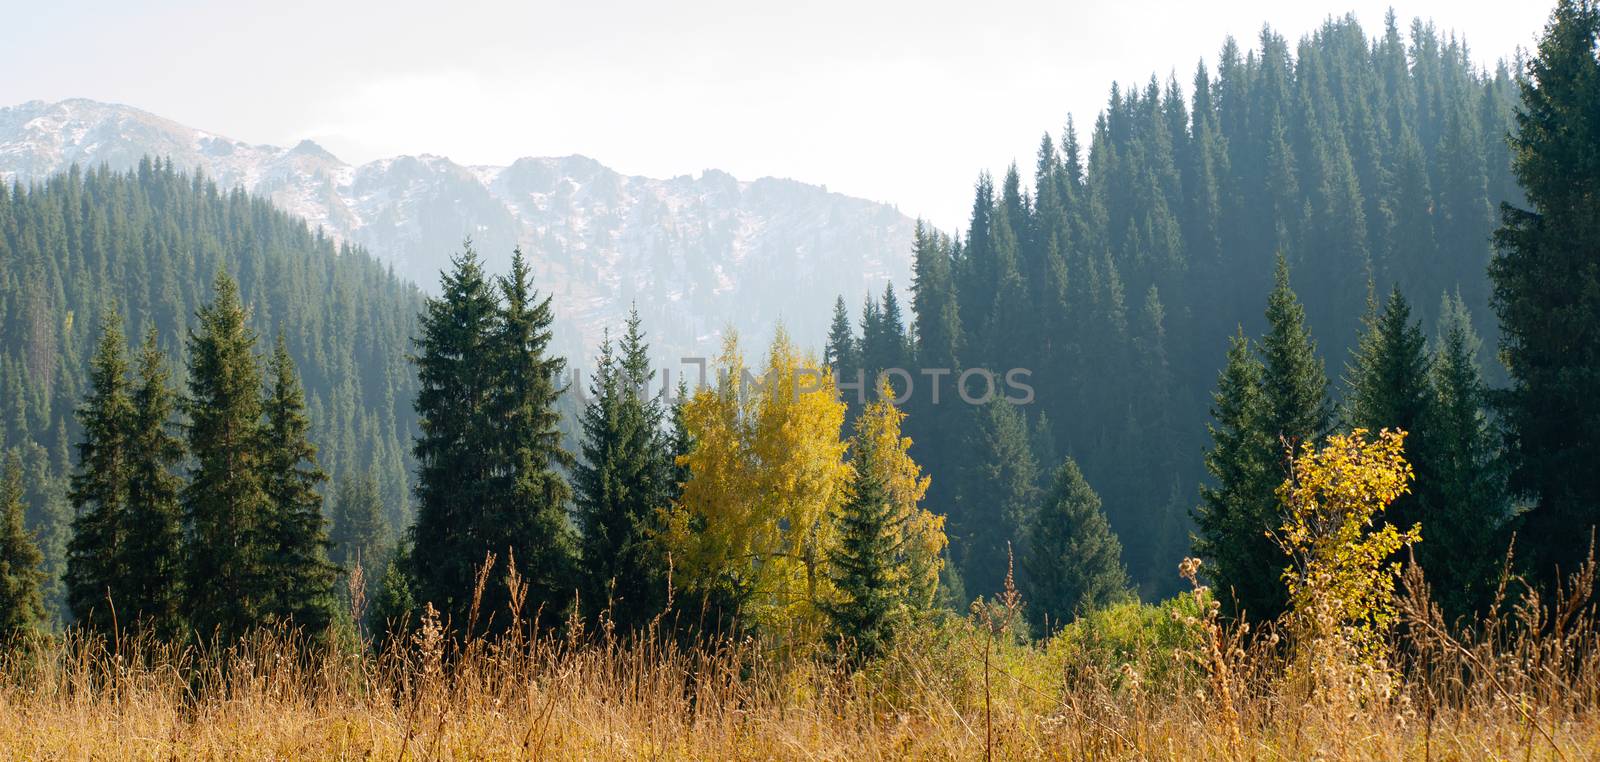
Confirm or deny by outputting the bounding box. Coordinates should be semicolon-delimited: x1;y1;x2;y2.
0;160;424;621
827;11;1523;601
0;2;1599;758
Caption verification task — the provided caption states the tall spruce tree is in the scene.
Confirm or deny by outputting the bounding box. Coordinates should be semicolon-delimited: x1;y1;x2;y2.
1490;0;1600;585
956;173;998;349
1023;457;1131;634
259;335;337;633
489;248;577;629
824;426;901;662
1345;286;1433;532
1425;294;1511;617
863;283;911;382
906;224;964;574
183;272;271;641
408;245;504;631
0;453;46;636
366;540;416;648
574;310;669;630
1260;255;1332;451
983;206;1032;374
1028;412;1060;488
910;222;962;373
120;328;185;637
1347;287;1432;435
825;295;864;415
952;400;1040;599
65;309;133;631
1196;260;1331;619
1193;330;1278;618
825;296;859;373
409;245;577;635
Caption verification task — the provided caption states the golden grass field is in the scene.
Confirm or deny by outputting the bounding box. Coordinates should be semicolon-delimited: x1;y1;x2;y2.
1;556;1597;761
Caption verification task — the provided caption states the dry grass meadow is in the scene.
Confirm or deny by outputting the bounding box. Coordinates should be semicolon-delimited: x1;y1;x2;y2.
0;554;1597;761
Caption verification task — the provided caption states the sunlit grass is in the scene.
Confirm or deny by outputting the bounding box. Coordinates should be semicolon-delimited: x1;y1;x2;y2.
0;555;1596;760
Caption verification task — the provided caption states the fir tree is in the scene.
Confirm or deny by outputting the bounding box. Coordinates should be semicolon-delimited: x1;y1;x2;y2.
824;427;901;662
909;222;961;372
1028;412;1060;488
65;309;132;631
1384;133;1439;299
956;173;998;347
982;206;1032;373
1194;260;1330;618
1260;255;1332;451
1425;293;1510;618
0;453;45;636
863;283;910;381
906;224;963;569
1434;100;1494;316
1490;0;1600;585
120;328;185;637
409;245;576;635
489;248;577;629
952;400;1039;599
1023;457;1131;633
667;379;692;492
1345;286;1432;532
182;272;271;641
409;244;504;631
824;296;858;373
367;544;416;648
826;295;865;416
1193;330;1278;618
259;335;337;633
574;310;669;630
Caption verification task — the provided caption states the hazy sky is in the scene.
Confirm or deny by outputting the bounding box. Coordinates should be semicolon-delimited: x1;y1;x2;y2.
2;0;1552;230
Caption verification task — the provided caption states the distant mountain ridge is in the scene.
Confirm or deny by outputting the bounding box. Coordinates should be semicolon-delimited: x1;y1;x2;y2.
0;98;916;363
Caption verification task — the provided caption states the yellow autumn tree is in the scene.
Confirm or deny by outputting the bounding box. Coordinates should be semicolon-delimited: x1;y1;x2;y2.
850;382;947;612
662;328;850;643
1275;428;1420;667
661;333;756;608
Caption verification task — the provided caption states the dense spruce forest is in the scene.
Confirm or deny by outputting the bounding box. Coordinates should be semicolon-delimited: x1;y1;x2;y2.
0;160;424;616
3;1;1599;756
0;4;1595;654
826;12;1525;599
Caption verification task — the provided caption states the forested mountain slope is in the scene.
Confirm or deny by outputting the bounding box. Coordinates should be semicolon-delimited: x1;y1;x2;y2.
852;14;1522;598
0;160;423;612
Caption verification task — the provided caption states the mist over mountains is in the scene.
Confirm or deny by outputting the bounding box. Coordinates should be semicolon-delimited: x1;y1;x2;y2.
0;98;916;363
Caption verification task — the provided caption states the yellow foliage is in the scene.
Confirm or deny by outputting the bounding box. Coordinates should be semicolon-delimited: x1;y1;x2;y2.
852;382;946;610
662;333;754;596
1275;428;1420;664
663;328;850;642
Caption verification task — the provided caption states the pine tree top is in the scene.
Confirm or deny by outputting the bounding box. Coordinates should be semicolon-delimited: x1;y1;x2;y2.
1261;255;1331;444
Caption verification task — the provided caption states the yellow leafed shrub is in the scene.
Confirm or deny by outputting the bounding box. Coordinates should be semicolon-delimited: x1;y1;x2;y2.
1275;428;1420;669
